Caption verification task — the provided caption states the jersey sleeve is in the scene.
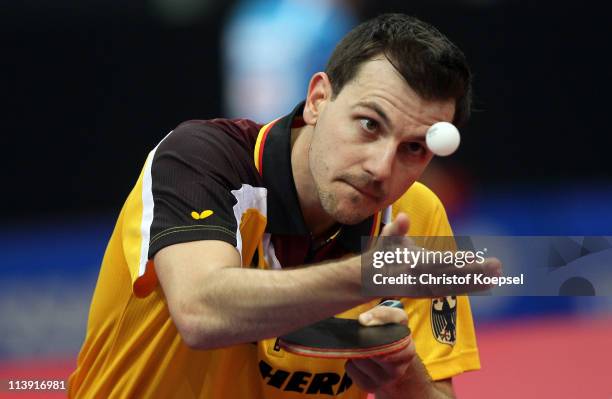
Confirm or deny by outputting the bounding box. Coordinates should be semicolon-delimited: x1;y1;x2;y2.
146;122;247;256
119;120;259;297
393;182;481;380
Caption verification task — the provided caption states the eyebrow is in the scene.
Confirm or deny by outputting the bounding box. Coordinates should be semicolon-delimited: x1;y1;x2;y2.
354;101;392;130
354;100;429;142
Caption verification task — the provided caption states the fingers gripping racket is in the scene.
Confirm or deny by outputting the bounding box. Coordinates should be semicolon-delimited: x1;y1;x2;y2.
278;300;410;359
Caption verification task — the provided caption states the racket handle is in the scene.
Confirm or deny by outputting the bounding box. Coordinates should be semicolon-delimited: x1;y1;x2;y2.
378;299;404;309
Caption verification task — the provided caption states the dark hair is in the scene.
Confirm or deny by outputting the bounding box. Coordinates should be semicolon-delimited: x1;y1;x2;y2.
325;13;472;126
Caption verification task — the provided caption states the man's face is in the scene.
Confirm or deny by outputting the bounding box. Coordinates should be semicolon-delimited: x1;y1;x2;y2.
307;57;456;225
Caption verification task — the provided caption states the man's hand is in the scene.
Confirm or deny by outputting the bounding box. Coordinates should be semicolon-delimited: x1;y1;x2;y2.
345;305;416;393
366;212;503;297
346;305;455;398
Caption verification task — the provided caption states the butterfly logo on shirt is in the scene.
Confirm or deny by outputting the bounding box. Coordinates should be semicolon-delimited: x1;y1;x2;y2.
191;210;214;220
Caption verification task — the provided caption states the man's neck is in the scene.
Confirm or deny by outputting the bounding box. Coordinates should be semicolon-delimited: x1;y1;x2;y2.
290;125;337;238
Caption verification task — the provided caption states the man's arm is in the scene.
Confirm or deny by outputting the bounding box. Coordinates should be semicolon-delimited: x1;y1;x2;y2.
154;239;365;349
154;212;414;350
154;213;499;350
154;213;414;349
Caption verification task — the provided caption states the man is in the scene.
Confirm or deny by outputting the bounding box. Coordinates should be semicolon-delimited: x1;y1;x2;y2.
69;13;500;398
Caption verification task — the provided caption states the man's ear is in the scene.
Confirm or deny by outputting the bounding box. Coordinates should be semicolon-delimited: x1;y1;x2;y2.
303;72;332;126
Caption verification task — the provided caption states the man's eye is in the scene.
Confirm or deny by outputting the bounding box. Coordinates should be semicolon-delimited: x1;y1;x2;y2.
401;142;425;156
359;118;379;133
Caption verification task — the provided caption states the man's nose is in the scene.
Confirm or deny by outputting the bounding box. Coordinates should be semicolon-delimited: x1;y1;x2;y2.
362;141;395;181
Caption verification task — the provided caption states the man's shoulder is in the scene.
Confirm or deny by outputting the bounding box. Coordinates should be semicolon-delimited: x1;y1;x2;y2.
177;117;263;136
154;118;263;167
394;182;443;211
151;118;265;183
170;117;263;150
392;182;452;236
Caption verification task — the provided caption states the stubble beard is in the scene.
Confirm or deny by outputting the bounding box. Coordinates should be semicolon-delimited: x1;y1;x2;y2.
312;168;371;225
318;183;366;225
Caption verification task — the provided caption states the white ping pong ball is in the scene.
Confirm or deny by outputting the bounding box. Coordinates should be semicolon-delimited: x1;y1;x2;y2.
425;122;461;156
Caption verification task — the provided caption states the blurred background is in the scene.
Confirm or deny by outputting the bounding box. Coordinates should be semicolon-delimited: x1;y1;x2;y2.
2;0;611;397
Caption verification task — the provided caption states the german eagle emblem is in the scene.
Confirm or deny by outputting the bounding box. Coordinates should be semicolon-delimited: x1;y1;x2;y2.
431;296;457;345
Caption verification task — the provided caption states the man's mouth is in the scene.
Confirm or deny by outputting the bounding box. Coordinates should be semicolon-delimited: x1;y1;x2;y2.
342;180;382;202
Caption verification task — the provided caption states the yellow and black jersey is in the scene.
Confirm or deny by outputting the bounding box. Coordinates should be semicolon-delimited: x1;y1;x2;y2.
69;103;480;398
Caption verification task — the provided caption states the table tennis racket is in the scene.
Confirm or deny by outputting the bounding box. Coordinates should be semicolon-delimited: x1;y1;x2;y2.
278;300;411;359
